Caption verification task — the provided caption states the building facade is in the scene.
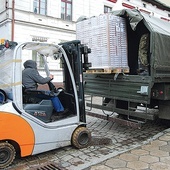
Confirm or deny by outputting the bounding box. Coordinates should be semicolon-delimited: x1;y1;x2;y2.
0;0;170;43
0;0;170;81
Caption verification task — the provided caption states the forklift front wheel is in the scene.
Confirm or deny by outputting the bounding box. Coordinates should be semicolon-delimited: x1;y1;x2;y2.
72;127;91;149
0;142;16;169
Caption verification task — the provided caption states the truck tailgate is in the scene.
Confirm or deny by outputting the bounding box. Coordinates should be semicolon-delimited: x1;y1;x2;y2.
84;73;152;104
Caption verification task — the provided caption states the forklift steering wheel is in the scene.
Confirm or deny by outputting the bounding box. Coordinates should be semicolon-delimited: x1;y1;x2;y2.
48;82;64;96
48;81;57;93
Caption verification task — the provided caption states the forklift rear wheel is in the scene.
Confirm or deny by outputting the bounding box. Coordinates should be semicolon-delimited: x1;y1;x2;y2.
0;142;16;169
72;127;91;149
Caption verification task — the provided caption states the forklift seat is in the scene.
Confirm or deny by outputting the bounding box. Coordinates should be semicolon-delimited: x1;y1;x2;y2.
23;89;55;104
23;89;55;122
23;100;53;123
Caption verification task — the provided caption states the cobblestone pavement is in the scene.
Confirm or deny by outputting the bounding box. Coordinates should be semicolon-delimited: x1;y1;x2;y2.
86;128;170;170
5;113;169;170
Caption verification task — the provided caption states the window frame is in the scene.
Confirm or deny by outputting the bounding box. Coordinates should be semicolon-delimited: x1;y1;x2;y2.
61;0;72;21
104;5;112;13
33;0;47;15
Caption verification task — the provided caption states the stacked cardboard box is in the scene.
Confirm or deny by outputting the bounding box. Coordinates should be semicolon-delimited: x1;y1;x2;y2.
76;13;129;72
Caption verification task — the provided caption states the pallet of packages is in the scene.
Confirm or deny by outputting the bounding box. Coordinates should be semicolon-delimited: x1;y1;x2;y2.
76;13;129;74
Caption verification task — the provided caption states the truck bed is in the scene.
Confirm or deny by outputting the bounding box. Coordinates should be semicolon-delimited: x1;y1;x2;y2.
84;73;156;121
84;73;152;104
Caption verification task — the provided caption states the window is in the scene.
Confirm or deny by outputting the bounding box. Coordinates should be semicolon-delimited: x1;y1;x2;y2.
32;50;44;68
104;6;112;13
168;14;170;17
32;36;47;67
33;0;47;15
61;0;72;21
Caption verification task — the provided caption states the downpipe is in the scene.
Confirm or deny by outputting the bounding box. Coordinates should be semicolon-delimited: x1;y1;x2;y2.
11;0;15;41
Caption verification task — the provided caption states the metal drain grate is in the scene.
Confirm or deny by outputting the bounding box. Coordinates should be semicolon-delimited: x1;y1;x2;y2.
33;162;63;170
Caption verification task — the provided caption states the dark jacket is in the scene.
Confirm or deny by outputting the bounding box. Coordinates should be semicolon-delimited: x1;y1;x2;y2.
22;60;51;90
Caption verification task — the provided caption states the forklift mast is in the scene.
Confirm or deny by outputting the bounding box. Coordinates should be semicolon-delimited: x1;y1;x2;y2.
60;40;91;122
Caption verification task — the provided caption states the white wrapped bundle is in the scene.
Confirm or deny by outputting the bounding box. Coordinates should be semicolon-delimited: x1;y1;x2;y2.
76;13;129;72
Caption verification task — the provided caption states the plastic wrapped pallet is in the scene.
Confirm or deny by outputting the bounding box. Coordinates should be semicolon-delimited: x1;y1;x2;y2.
76;13;129;73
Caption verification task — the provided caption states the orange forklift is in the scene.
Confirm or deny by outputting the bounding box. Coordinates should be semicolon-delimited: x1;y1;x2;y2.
0;40;91;168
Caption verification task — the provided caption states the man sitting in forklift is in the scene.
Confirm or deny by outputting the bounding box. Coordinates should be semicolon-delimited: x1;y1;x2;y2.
22;60;67;114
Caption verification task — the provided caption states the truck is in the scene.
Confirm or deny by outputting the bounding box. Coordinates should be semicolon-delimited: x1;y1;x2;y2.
83;9;170;125
0;40;91;168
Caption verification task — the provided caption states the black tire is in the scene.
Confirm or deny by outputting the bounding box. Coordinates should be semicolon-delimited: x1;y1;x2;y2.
0;142;16;169
72;127;91;149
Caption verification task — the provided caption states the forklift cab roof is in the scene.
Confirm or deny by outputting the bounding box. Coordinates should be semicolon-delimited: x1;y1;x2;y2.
22;42;61;56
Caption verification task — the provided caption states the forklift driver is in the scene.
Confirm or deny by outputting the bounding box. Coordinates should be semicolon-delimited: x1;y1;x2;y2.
22;60;66;114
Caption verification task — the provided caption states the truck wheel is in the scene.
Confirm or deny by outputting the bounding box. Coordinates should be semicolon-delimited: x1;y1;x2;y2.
0;142;16;169
72;127;91;149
